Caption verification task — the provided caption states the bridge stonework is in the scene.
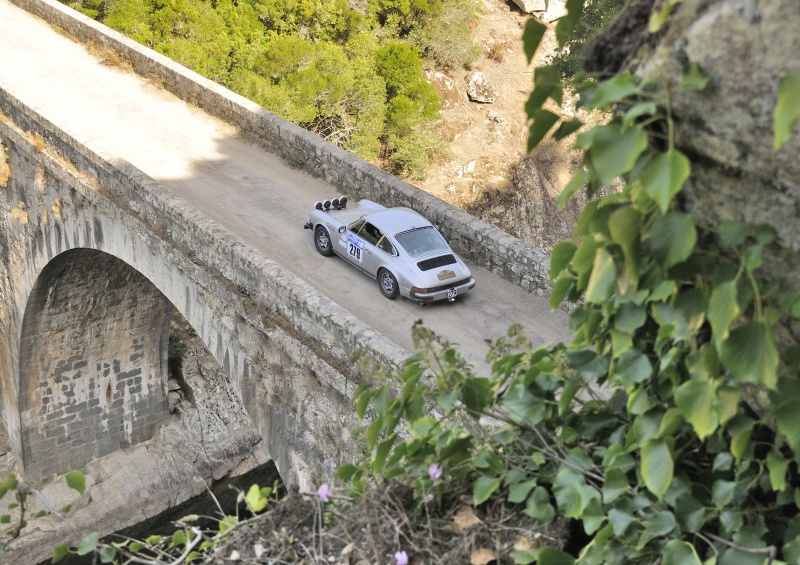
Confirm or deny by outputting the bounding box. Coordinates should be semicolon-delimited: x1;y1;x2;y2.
0;0;560;558
0;87;405;495
18;249;171;479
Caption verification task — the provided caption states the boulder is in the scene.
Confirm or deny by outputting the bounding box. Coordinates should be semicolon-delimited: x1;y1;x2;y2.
511;0;567;19
465;71;498;103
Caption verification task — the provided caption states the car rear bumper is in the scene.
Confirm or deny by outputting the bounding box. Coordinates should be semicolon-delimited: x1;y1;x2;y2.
408;278;476;303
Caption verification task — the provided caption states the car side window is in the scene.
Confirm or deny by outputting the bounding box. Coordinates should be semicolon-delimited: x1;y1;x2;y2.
348;219;365;233
376;236;396;255
359;222;381;246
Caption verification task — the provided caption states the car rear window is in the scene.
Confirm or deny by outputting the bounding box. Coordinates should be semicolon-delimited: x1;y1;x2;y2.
395;227;449;258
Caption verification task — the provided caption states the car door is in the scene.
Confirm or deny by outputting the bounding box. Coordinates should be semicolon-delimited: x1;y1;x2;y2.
342;219;373;272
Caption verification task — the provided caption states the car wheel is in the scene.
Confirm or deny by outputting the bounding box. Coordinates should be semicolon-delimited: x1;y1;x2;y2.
314;225;334;257
378;269;399;300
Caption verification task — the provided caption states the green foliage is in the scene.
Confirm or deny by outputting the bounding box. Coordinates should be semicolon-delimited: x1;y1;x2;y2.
246;0;361;42
61;0;458;178
550;0;627;78
0;472;84;559
338;2;800;564
407;0;482;69
375;43;443;178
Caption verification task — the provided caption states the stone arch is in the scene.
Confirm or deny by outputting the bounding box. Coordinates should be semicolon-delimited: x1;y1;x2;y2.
18;248;171;479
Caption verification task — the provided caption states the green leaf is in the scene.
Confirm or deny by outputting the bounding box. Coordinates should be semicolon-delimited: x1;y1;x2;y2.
217;516;237;534
553;118;583;141
473;476;500;506
65;471;86;496
708;281;740;349
509;479;537;504
373;386;388;419
52;542;70;563
129;541;145;553
245;484;268;513
774;73;800;150
473;450;506;475
527;65;563;111
720;321;778;388
527;109;560;153
641;150;691;213
717;220;747;248
524;486;555;522
776;400;800;453
522;17;548;63
767;450;789;492
615;348;652;388
557;169;588;210
335;464;360;482
648;211;697;268
727;415;754;463
584;73;640;109
171;529;187;548
662;540;702;565
587;124;649;185
354;388;373;419
76;532;99;556
648;0;684;32
711;480;736;508
98;546;116;564
461;377;492;414
549;276;574;309
623;102;657;127
503;383;546;427
558;381;581;416
674;380;718;440
550;242;577;279
641;439;673;498
614;302;647;333
608;508;635;536
538;547;576;565
585;248;617;303
679;61;709;91
609;205;642;284
602;467;629;504
645;511;676;536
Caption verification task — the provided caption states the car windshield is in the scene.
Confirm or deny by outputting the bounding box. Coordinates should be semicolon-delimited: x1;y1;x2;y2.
394;227;449;258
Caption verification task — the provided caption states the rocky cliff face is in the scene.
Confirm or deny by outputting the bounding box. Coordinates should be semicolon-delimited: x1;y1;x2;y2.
587;0;800;285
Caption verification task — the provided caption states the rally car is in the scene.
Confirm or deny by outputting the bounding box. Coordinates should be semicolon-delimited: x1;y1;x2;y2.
304;197;475;303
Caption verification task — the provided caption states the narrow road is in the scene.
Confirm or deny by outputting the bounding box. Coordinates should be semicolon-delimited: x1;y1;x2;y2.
0;0;572;374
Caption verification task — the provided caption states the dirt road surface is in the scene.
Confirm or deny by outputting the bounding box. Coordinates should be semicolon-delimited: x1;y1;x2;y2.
0;0;572;375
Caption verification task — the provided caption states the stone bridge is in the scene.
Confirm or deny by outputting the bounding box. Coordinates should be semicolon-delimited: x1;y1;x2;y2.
0;0;569;558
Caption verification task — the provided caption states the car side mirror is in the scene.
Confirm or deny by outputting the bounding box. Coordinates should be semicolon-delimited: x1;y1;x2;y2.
338;226;346;234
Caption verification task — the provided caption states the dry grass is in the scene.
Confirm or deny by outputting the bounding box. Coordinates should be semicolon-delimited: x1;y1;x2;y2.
202;482;569;564
86;40;131;70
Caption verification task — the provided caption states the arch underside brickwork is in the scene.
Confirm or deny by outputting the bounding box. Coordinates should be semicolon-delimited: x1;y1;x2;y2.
18;249;171;479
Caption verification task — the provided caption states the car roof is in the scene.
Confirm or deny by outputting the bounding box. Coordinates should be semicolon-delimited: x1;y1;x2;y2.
363;208;433;235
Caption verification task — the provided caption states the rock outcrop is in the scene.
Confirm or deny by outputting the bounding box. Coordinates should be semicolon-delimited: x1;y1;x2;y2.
587;0;800;285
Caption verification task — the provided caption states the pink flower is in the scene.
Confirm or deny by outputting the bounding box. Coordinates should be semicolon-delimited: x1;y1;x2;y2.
317;483;332;502
394;550;409;565
428;463;442;481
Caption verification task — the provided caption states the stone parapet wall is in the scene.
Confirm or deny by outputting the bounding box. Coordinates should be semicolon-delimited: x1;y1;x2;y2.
10;0;554;298
0;82;408;482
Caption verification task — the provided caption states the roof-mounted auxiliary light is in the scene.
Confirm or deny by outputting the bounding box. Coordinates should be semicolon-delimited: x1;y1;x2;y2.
315;201;323;211
323;200;332;211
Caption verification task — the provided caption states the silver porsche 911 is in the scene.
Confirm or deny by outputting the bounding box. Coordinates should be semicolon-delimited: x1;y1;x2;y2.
304;197;475;303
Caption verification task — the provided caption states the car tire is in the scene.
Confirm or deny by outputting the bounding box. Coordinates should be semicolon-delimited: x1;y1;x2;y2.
314;225;334;257
378;269;399;300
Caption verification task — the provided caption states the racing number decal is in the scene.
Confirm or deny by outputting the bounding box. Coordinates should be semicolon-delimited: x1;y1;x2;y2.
347;234;364;264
